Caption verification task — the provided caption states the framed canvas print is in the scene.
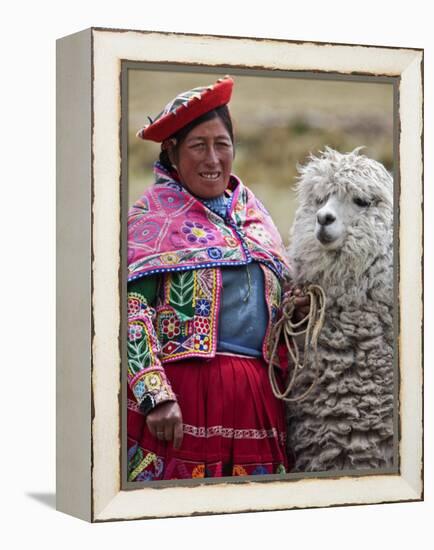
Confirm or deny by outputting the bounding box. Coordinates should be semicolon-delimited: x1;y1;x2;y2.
56;27;423;522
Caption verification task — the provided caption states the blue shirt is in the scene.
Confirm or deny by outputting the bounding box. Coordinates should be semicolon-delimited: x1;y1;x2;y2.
203;195;269;357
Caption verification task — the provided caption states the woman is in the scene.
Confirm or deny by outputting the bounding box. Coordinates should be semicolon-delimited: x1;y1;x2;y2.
127;76;306;481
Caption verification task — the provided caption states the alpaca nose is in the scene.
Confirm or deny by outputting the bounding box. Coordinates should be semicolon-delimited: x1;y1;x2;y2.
317;211;336;226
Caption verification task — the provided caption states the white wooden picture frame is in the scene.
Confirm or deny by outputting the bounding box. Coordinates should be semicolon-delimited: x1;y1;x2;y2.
56;27;423;522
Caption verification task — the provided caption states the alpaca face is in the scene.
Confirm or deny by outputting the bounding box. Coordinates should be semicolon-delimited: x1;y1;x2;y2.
289;148;393;284
314;192;372;251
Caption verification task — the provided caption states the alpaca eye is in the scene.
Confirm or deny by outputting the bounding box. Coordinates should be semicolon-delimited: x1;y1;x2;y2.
353;197;371;207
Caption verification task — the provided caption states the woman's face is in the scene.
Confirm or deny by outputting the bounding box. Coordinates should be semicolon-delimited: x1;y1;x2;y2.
171;117;234;199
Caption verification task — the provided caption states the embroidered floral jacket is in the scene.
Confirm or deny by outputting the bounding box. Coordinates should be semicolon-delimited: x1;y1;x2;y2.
128;265;285;414
127;163;291;415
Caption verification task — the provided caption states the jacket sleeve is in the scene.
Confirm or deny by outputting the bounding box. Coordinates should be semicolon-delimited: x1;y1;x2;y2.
127;275;177;416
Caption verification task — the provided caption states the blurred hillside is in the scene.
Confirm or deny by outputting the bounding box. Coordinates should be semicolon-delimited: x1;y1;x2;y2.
128;70;394;244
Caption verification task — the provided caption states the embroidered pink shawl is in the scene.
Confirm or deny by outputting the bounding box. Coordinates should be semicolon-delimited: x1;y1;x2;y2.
128;163;290;282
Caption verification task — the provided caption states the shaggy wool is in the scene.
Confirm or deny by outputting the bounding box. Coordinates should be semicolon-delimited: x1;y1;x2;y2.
287;147;394;472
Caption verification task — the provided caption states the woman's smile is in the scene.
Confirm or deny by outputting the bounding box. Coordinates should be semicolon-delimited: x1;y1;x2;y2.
199;171;221;180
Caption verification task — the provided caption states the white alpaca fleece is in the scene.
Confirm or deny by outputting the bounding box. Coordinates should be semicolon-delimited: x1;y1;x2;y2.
287;147;394;472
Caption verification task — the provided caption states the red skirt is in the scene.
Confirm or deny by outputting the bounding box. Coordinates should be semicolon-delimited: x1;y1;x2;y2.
127;354;290;481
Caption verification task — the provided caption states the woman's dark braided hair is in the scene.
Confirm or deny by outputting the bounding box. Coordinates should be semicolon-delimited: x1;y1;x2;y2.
159;104;234;171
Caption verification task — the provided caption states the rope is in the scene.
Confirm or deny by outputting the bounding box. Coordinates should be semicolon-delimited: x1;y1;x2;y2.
268;284;326;403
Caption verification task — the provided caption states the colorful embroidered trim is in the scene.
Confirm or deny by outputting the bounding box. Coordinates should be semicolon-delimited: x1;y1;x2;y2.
155;268;221;362
127;442;287;481
127;291;176;406
261;265;283;361
183;423;287;445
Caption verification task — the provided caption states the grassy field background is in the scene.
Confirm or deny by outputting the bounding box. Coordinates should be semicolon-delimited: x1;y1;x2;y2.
128;69;394;244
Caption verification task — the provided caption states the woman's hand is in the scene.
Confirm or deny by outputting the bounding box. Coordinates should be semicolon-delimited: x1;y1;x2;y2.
146;401;184;450
292;286;311;324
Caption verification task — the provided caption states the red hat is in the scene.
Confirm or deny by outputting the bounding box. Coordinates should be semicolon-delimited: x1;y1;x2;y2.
136;75;234;143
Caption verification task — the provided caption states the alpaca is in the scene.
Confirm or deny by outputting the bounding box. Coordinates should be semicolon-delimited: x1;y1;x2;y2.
286;147;394;472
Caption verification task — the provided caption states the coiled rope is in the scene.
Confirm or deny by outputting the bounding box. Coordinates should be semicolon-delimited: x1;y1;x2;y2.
268;284;326;403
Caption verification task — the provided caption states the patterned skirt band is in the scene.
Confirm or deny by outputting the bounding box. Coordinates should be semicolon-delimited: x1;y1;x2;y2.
127;354;291;481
